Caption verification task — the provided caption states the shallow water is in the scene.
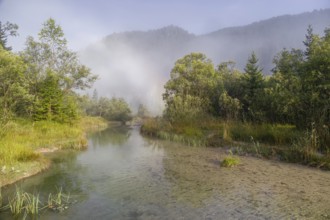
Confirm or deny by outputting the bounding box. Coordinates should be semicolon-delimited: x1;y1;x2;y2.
1;126;330;219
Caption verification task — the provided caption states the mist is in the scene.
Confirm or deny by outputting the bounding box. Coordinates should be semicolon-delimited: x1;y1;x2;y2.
78;9;330;115
79;38;168;115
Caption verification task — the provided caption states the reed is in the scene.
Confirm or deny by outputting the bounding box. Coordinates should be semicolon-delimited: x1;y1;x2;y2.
8;187;26;215
47;187;71;212
1;186;74;218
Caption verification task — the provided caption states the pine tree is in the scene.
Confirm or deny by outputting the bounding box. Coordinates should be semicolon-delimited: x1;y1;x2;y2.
34;71;64;121
242;52;265;122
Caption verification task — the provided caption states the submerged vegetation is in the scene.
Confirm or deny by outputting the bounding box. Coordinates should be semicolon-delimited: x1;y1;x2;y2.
142;26;330;169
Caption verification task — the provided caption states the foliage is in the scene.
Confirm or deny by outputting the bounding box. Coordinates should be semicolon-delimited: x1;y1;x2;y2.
17;18;97;122
163;53;223;122
218;91;241;120
0;21;18;51
83;94;133;123
270;27;330;151
21;18;97;91
0;46;28;125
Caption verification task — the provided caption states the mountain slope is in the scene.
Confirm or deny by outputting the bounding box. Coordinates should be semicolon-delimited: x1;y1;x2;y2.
79;9;330;114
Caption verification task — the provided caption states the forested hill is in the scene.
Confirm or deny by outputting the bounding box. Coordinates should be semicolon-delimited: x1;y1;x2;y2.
79;9;330;114
199;8;330;73
82;9;330;73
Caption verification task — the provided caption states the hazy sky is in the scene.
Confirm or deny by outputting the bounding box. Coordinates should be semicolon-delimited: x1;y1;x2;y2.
1;0;329;51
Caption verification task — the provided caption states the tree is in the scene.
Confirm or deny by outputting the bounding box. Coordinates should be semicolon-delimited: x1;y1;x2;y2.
21;18;97;92
163;53;221;121
20;18;98;122
217;61;244;100
303;25;314;58
33;71;64;121
106;98;132;124
242;52;265;122
218;91;241;121
269;48;303;124
270;27;330;151
0;21;18;51
217;61;244;119
0;46;28;123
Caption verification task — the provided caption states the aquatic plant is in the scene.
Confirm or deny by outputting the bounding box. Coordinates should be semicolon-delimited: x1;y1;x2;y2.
0;186;75;219
23;192;40;215
8;187;27;215
47;187;71;212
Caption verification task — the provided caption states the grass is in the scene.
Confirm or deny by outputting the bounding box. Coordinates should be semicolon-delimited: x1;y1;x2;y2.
141;117;330;170
0;116;108;187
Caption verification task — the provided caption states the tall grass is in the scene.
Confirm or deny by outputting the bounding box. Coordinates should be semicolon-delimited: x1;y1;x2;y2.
141;117;330;169
141;118;206;146
0;116;108;187
227;122;300;145
141;118;300;147
0;117;107;166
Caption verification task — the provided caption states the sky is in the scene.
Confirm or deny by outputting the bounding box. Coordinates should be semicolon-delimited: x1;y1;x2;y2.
0;0;329;51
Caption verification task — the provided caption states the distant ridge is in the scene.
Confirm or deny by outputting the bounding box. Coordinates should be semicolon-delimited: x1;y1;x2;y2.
79;9;330;113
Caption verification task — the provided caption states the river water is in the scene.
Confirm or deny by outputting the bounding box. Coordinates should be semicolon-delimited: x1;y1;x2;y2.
1;126;330;219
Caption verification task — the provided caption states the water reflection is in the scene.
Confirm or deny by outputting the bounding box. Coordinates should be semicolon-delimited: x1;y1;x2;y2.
88;126;131;147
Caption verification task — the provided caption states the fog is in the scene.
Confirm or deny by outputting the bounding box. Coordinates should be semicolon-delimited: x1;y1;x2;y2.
79;39;168;115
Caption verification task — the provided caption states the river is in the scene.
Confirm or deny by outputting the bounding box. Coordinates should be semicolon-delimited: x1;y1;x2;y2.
1;126;330;219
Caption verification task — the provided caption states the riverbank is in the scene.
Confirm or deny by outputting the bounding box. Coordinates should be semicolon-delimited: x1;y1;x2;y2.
141;118;330;170
0;116;108;187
